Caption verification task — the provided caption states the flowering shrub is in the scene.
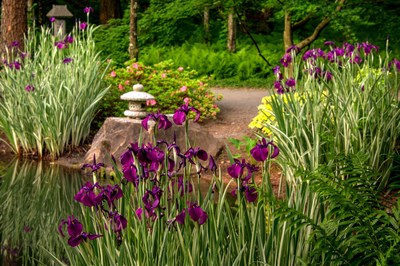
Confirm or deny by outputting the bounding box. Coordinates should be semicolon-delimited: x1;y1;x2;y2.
100;59;221;125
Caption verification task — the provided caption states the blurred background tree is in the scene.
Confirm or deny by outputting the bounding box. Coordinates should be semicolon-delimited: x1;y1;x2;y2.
1;0;400;86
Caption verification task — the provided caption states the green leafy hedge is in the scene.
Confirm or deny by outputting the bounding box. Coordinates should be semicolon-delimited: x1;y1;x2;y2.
99;59;221;125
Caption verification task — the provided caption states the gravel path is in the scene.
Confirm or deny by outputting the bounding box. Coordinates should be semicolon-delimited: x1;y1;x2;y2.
202;87;271;139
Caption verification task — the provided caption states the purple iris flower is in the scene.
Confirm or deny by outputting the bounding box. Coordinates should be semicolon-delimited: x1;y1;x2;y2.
280;53;292;67
244;186;258;203
188;203;208;225
83;7;94;14
142;112;172;131
54;41;66;49
120;142;140;167
327;47;345;62
58;216;82;238
274;81;284;94
389;58;400;71
122;163;139;185
286;45;300;54
74;182;101;207
8;61;21;70
303;48;325;61
173;103;201;125
11;41;20;48
64;35;74;44
208;155;217;174
99;184;123;208
250;138;279;162
79;22;88;30
273;65;280;75
25;85;34;92
63;57;73;64
82;154;104;172
20;52;28;59
184;147;208;162
175;209;186;225
181;147;208;173
227;159;258;184
50;17;55;23
58;216;102;247
142;186;163;219
136;208;143;220
343;42;355;56
109;211;127;233
350;55;362;64
68;232;102;247
360;42;378;55
285;78;296;88
323;71;333;81
324;41;335;47
137;144;165;172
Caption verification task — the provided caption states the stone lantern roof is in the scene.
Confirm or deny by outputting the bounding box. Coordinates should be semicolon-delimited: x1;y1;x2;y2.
120;84;155;119
46;5;73;18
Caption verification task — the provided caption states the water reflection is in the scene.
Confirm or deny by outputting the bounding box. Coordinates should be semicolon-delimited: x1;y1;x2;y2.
0;159;84;265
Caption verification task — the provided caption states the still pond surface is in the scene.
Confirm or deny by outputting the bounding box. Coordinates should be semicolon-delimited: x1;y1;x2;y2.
0;158;86;265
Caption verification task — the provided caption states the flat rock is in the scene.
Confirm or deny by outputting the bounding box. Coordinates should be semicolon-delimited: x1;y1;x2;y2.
84;117;224;167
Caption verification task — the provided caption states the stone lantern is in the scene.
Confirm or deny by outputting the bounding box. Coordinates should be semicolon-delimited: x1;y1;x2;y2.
120;84;155;119
46;5;73;36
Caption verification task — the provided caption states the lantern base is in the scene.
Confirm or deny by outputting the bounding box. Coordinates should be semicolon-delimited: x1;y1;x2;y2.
124;110;148;119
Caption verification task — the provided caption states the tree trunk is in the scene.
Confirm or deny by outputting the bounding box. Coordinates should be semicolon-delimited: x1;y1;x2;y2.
128;0;139;60
204;6;210;44
100;0;122;24
283;11;293;52
1;0;27;51
227;8;236;52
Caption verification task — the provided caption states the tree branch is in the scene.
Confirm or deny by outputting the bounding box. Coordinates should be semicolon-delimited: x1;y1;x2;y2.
234;9;271;66
292;13;313;30
296;0;345;50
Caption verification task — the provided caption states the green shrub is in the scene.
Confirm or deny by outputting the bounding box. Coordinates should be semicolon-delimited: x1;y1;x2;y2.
100;59;221;124
0;23;109;159
93;18;130;66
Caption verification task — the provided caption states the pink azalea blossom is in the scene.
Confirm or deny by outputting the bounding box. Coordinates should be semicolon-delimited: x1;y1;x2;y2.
132;63;139;69
125;80;130;85
118;84;124;90
161;73;167;79
110;71;116;77
180;86;187;92
184;97;190;104
147;99;157;106
178;67;184;72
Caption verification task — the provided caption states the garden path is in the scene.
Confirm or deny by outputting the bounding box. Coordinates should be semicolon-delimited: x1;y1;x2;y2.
198;88;282;195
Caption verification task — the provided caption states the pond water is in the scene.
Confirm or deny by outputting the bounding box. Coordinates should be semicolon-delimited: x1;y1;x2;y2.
0;158;86;265
0;156;224;265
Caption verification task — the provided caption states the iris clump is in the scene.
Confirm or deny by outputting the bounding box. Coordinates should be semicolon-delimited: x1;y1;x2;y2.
57;103;280;265
0;10;109;158
248;41;400;265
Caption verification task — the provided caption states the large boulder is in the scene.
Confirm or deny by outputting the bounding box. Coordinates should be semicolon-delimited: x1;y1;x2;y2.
84;117;224;167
